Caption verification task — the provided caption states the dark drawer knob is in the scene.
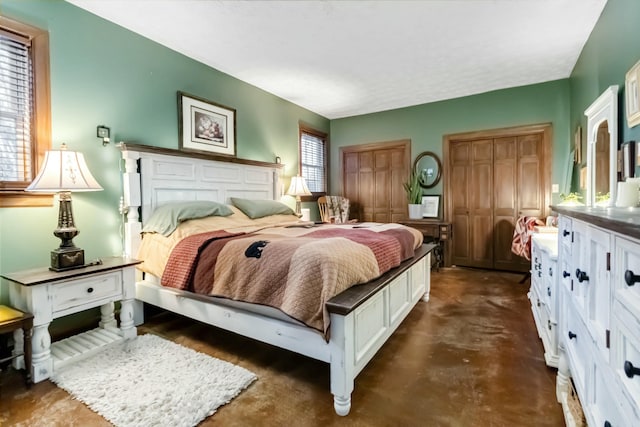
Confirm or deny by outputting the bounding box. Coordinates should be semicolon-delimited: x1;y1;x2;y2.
624;270;640;287
624;360;640;378
604;422;611;427
563;229;570;237
549;267;553;277
563;271;570;278
87;287;94;293
576;269;589;283
547;287;551;297
538;271;542;278
568;331;577;340
548;319;552;330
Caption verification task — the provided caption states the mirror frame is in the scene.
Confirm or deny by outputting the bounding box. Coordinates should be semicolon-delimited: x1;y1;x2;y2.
413;151;442;189
585;85;619;207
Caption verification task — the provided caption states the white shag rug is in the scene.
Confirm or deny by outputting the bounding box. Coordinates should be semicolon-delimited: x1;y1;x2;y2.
50;334;257;427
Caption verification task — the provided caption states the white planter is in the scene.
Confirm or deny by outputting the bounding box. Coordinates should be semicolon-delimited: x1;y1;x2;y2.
408;204;423;219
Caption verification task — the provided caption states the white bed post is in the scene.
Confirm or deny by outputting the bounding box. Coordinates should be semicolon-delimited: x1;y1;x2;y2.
121;148;144;326
329;313;355;416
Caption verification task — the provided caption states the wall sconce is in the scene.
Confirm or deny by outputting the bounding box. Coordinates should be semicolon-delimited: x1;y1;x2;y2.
97;125;110;146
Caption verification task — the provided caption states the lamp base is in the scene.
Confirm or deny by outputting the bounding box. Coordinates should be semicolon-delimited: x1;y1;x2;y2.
50;247;85;272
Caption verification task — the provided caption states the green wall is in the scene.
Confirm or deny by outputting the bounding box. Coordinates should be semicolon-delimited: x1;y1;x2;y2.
0;0;328;301
2;0;639;305
330;79;572;200
569;0;640;187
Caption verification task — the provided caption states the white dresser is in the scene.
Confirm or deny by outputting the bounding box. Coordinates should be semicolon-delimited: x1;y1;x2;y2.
554;206;640;427
529;231;560;367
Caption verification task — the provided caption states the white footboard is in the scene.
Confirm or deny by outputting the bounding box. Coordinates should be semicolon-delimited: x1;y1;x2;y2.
327;250;429;415
134;248;431;415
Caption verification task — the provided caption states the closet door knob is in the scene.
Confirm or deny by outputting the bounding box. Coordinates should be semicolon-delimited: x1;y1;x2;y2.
624;270;640;287
576;269;589;282
563;271;570;278
624;360;640;378
568;331;577;340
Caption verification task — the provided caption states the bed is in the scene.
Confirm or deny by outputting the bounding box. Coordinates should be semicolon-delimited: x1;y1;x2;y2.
119;143;434;416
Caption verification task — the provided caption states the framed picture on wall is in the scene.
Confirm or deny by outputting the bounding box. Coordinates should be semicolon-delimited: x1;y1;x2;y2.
574;126;582;164
422;195;440;218
178;91;236;157
626;59;640;128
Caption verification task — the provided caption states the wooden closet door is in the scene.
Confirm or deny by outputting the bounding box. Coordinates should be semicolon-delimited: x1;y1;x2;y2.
469;140;494;269
493;137;518;270
341;140;410;224
451;142;472;265
445;124;551;272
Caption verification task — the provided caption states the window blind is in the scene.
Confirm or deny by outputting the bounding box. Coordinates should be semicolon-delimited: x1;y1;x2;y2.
0;31;33;183
300;131;325;193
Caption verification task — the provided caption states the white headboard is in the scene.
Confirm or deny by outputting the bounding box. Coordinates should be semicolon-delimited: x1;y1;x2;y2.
120;143;283;257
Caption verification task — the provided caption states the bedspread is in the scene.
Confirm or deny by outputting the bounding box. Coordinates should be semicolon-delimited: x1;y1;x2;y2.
160;223;421;336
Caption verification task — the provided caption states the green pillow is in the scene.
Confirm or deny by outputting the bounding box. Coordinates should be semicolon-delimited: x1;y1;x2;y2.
230;197;295;219
143;201;233;236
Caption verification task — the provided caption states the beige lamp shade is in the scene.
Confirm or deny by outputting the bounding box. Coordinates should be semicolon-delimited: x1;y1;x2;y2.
286;175;312;197
26;144;103;192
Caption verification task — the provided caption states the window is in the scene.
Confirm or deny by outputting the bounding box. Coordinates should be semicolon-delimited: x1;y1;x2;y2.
299;125;327;199
0;16;51;207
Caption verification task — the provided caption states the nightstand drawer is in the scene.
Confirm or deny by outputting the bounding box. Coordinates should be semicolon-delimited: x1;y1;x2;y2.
52;271;122;313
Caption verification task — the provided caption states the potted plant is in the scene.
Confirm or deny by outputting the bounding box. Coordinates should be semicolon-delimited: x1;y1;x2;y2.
559;192;585;206
403;171;423;219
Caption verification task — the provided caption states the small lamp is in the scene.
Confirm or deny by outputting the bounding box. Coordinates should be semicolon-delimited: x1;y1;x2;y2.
287;175;312;215
26;144;103;271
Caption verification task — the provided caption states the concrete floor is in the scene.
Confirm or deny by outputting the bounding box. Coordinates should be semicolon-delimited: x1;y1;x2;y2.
0;267;564;426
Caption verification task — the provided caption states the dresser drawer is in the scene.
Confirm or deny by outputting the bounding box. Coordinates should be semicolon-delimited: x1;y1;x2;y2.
590;362;633;427
614;235;640;321
558;215;572;251
52;271;123;314
562;286;592;395
611;302;640;421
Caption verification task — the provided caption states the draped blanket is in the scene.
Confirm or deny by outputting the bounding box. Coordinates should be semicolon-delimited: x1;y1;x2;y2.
160;224;419;336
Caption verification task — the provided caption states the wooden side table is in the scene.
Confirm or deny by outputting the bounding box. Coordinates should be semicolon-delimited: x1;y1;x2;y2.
0;305;33;386
399;219;452;270
1;257;140;383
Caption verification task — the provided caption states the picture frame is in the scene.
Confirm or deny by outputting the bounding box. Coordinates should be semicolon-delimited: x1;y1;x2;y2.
622;140;636;179
626;59;640;128
421;195;440;218
574;126;582;164
178;91;236;157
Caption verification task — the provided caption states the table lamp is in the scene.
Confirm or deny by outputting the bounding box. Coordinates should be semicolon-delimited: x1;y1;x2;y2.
26;144;103;271
287;175;311;215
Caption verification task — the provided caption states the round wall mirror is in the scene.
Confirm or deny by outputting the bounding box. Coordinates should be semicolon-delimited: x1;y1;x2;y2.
413;151;442;189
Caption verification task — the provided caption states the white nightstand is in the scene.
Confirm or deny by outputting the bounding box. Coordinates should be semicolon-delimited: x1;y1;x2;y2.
1;257;141;383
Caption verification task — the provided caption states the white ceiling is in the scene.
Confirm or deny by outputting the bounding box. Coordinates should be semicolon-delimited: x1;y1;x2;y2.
67;0;607;119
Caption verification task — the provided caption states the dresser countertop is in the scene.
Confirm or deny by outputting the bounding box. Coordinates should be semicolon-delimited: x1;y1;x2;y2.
552;205;640;240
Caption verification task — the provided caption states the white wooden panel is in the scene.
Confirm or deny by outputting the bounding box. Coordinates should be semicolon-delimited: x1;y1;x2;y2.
152;159;196;180
245;167;273;184
389;273;409;325
410;256;426;300
202;163;241;182
353;291;387;364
